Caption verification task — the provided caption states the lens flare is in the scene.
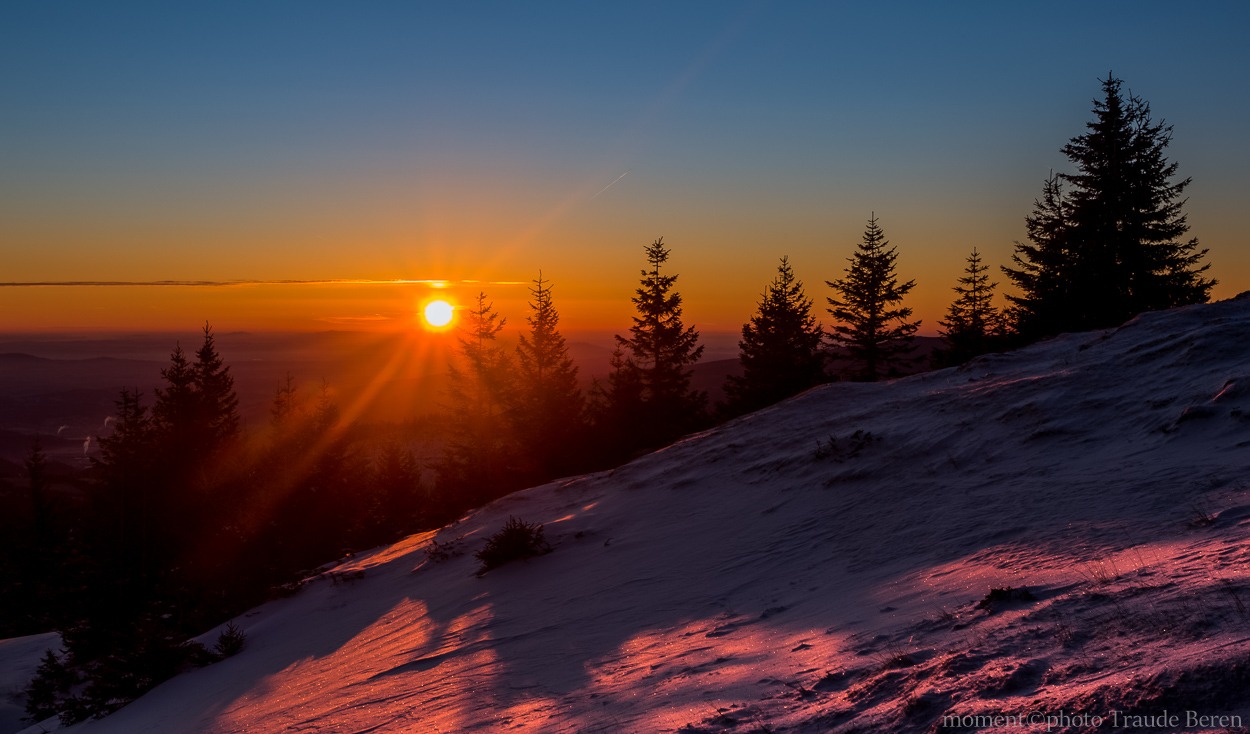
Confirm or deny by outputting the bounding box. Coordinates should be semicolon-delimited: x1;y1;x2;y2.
424;300;454;327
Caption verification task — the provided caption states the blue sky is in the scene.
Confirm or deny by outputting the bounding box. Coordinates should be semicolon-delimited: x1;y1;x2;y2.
1;1;1247;331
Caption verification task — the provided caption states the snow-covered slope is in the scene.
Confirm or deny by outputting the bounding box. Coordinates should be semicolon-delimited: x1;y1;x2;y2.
45;297;1250;732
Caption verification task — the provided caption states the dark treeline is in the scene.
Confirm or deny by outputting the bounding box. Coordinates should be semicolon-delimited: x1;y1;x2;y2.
3;73;1213;724
3;326;440;723
726;74;1211;380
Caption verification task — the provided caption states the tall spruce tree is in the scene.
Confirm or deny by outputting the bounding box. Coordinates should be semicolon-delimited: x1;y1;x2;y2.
255;377;362;576
193;323;240;445
72;388;162;676
151;345;197;463
1005;75;1214;337
143;327;241;586
594;238;706;453
4;440;68;634
365;441;425;542
723;256;825;416
22;440;60;574
436;293;515;510
510;273;586;479
270;373;304;441
590;347;646;461
935;248;1004;367
150;326;239;475
826;214;920;381
1003;172;1074;337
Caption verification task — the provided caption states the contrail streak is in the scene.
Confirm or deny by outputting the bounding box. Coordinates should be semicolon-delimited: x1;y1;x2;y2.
592;170;631;198
0;279;526;288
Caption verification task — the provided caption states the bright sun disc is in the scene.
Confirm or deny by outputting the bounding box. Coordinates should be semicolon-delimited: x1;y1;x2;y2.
424;300;453;327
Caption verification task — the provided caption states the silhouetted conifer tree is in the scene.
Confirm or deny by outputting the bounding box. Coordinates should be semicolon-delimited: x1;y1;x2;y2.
61;388;160;666
270;373;303;440
267;373;333;465
935;248;1004;367
723;256;825;416
22;440;61;571
299;383;361;560
152;325;239;470
826;215;920;381
1005;75;1214;337
1003;172;1074;337
510;273;586;479
359;441;425;544
436;293;516;511
590;347;646;458
310;380;341;436
92;389;156;594
23;649;74;723
249;377;364;576
138;327;242;599
593;238;706;455
0;440;71;635
151;345;197;464
77;327;242;658
193;323;240;445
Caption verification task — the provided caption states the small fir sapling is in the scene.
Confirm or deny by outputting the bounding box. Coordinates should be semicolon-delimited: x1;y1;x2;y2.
475;516;552;575
214;622;246;657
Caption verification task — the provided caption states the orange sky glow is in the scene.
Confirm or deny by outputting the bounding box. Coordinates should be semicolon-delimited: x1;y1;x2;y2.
3;210;1246;338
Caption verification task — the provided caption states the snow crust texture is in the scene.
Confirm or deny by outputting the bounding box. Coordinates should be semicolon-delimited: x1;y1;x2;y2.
47;298;1250;732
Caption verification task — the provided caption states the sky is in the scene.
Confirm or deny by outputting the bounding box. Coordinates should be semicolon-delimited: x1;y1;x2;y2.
1;1;1248;336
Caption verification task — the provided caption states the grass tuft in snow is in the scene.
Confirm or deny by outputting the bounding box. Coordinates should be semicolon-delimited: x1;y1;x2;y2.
1076;557;1120;585
1187;498;1217;528
876;643;917;671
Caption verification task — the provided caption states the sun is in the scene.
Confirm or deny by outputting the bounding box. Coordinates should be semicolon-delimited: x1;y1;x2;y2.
424;299;454;328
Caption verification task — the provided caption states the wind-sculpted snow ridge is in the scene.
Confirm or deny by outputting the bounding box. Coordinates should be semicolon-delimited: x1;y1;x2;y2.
43;296;1250;733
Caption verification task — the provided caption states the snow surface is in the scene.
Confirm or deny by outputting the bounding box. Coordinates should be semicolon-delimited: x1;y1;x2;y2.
30;297;1250;732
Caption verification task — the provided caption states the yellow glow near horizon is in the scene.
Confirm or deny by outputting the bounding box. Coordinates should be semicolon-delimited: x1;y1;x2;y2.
424;300;454;327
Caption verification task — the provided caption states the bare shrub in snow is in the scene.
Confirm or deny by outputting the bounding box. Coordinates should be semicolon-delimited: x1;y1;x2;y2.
1053;613;1077;647
327;569;365;586
424;537;463;563
976;586;1036;613
813;429;878;461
